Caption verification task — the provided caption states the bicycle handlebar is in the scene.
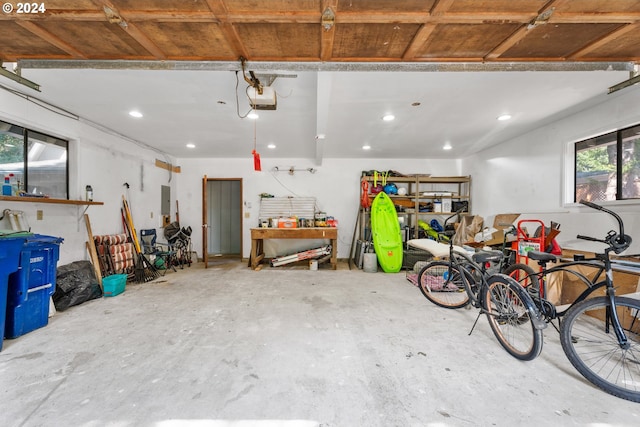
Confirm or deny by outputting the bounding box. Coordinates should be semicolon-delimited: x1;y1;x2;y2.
579;200;625;235
578;200;632;254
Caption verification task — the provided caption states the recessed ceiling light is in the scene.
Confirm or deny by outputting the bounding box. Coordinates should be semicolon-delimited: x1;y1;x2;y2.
443;143;452;150
362;145;371;150
129;110;143;118
267;143;276;149
497;114;512;121
382;114;395;121
247;111;259;119
186;143;196;149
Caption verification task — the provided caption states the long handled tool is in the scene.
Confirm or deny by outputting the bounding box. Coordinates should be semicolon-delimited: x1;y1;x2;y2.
122;195;160;282
270;245;332;267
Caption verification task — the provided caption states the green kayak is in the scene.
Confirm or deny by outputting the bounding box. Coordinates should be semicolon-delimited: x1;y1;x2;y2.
370;192;403;273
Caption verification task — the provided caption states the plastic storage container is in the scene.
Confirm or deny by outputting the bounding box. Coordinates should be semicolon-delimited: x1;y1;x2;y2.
5;234;63;340
0;233;30;351
102;274;127;297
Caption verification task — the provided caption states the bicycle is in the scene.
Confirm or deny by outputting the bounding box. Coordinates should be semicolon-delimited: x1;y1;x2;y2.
508;200;640;402
412;211;546;361
412;213;537;310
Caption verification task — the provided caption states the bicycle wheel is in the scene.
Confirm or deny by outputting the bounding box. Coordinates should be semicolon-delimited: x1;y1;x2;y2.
560;296;640;402
417;261;471;309
503;263;540;296
484;274;544;361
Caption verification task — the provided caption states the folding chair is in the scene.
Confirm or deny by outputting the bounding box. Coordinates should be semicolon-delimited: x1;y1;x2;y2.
140;228;177;274
164;222;193;268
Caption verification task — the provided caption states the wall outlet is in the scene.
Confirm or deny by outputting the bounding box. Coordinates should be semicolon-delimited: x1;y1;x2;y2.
150;212;153;218
36;210;43;220
244;212;250;218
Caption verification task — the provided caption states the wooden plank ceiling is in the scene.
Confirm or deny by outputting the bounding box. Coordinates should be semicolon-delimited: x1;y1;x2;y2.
0;0;639;64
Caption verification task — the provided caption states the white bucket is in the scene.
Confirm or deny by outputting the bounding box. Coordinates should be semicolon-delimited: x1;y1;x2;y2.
309;260;318;270
363;253;378;273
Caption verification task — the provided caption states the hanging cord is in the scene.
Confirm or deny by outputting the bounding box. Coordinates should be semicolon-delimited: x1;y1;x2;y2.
251;116;261;171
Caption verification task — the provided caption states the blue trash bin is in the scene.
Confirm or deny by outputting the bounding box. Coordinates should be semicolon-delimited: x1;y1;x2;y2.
5;234;63;340
0;232;31;351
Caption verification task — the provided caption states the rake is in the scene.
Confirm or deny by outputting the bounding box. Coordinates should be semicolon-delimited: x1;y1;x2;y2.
122;195;160;283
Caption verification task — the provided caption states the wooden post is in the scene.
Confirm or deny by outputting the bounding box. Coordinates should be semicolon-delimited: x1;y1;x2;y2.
84;213;103;290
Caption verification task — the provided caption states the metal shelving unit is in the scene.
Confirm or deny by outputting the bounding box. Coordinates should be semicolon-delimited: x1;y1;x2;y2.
359;175;471;241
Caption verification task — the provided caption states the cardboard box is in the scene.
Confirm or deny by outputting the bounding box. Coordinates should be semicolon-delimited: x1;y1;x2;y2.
278;218;297;228
477;213;520;247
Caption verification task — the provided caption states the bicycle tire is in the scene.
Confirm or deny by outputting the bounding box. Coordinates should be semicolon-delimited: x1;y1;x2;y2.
417;261;471;309
560;296;640;402
503;263;540;296
484;274;544;361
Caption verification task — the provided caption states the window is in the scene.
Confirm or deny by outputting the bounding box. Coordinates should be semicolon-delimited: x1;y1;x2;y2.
0;119;69;199
575;123;640;202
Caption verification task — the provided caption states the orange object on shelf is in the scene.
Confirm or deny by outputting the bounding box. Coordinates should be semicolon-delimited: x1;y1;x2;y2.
278;218;297;228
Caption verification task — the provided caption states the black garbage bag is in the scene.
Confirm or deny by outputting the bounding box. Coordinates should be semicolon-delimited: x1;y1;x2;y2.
53;260;102;311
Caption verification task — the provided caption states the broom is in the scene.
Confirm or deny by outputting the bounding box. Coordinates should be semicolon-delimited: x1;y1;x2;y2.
122;195;160;282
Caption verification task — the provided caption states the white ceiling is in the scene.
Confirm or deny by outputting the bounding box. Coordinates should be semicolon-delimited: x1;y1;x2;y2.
3;66;630;163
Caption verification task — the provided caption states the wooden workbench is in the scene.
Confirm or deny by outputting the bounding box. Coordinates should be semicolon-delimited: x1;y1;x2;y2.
250;227;338;270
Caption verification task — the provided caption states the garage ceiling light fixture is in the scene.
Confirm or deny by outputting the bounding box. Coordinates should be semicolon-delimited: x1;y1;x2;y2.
497;114;512;121
382;114;395;121
129;110;143;118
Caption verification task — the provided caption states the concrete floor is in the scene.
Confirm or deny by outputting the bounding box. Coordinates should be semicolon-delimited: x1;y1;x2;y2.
1;260;639;427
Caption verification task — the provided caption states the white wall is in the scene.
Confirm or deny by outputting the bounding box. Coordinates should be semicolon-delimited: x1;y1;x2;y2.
176;157;462;259
462;84;640;254
5;79;639;263
1;87;177;265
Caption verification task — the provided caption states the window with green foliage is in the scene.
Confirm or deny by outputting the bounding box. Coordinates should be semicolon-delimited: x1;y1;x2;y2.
575;123;640;202
0;119;69;199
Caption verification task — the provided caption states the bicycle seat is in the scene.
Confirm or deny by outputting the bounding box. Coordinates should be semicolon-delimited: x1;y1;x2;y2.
472;250;503;264
527;250;557;263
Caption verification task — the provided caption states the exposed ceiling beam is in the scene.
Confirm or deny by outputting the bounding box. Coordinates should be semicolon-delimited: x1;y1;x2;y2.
568;23;639;60
320;0;338;62
402;23;437;61
2;9;638;25
18;59;634;72
484;25;529;61
15;21;88;59
93;0;167;60
431;0;456;16
205;0;249;60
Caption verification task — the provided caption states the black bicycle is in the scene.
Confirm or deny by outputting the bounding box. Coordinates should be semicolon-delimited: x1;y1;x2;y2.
415;211;546;361
509;200;640;402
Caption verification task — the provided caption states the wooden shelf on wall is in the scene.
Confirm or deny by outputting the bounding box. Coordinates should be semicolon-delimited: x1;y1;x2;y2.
0;195;104;206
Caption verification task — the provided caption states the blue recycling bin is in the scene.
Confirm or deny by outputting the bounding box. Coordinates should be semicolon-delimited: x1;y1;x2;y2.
0;232;31;351
5;234;63;341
